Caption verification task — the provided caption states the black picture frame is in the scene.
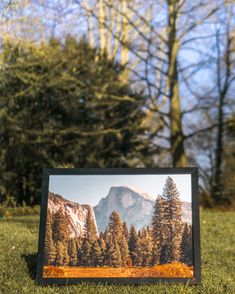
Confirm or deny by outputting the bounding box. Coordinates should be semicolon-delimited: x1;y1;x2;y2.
36;167;201;285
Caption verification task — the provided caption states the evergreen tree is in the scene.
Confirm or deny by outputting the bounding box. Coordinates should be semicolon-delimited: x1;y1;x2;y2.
139;228;153;266
120;236;130;267
62;241;70;266
75;237;83;266
81;208;98;266
54;241;65;266
163;177;183;262
52;208;70;244
103;229;122;267
0;38;149;205
68;238;78;266
84;208;98;242
128;225;140;266
107;239;122;267
98;233;106;265
108;211;123;242
151;241;160;266
180;223;193;265
151;196;166;264
44;211;56;265
122;221;129;241
152;177;184;264
90;240;103;267
81;238;92;266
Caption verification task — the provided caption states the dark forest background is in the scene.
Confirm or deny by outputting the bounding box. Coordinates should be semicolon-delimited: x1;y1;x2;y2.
44;177;192;267
0;1;235;209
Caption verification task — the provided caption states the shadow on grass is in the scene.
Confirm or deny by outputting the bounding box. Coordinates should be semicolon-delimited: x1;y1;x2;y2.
22;253;37;280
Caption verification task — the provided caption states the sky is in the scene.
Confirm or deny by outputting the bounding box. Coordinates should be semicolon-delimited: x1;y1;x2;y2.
49;174;192;206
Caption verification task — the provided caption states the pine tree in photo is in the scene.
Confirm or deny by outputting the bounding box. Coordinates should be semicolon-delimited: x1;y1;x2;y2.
68;238;78;266
120;236;130;267
54;241;65;266
90;240;103;267
151;196;167;265
103;230;122;267
160;244;172;264
62;241;70;266
44;211;56;265
103;231;113;266
81;238;92;266
152;177;184;264
139;228;153;266
110;240;123;267
52;208;70;244
123;221;129;241
108;210;123;242
84;208;98;242
163;176;183;262
128;225;140;266
98;234;106;265
180;223;193;265
75;237;82;266
151;241;160;266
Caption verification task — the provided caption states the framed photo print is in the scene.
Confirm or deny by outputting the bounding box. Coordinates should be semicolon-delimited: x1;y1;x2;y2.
36;168;200;285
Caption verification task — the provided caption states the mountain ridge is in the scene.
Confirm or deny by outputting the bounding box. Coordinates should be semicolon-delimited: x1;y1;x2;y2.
48;192;98;238
48;186;192;235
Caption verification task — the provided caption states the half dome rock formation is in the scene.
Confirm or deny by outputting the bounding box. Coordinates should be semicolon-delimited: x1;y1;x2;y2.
94;186;155;232
94;186;192;232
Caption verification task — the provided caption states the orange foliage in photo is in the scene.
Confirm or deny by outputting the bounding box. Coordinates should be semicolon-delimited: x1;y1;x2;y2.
43;263;194;278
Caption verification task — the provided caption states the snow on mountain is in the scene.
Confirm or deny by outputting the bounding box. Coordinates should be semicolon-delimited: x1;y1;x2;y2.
48;192;98;238
94;186;192;233
124;185;154;201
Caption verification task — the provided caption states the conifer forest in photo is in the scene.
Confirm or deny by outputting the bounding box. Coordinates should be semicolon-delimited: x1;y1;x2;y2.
42;174;194;278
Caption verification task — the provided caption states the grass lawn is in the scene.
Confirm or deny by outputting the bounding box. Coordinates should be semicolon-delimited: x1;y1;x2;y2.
0;210;234;294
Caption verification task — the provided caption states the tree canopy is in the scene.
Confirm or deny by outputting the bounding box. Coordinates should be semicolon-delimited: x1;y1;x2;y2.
0;37;151;204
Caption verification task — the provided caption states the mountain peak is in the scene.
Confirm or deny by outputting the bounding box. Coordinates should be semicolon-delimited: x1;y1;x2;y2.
108;186;154;201
123;185;154;201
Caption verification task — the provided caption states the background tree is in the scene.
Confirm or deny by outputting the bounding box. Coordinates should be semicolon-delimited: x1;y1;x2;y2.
0;37;150;205
220;113;235;204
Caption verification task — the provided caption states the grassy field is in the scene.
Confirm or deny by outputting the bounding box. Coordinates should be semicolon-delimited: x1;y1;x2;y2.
0;211;234;294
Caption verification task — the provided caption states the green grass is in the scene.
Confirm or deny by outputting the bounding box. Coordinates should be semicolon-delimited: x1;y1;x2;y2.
0;211;234;294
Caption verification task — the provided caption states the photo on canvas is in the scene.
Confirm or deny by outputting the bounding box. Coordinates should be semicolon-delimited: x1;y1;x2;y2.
37;168;200;284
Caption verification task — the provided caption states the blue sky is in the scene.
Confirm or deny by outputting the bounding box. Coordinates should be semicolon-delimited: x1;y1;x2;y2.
49;174;191;206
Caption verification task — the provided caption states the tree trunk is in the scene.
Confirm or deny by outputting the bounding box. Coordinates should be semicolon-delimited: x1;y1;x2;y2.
99;0;106;52
167;0;188;167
